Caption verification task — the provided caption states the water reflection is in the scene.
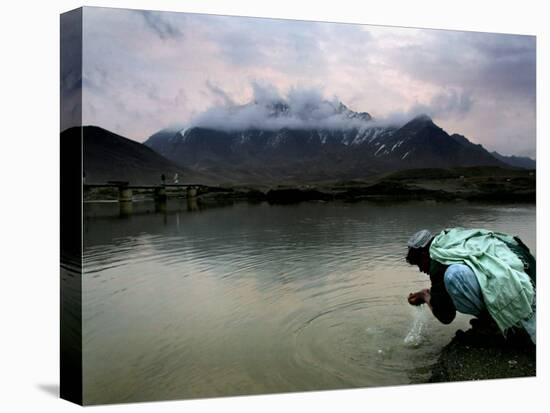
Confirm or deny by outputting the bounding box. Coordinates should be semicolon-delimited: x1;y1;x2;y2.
187;197;199;212
154;200;167;215
118;200;133;217
82;200;535;404
61;265;82;402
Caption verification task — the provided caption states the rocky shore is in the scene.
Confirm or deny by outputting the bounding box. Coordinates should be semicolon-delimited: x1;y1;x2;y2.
429;320;536;383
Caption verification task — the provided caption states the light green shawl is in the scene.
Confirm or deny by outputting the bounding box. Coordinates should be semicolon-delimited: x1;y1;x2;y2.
429;228;534;332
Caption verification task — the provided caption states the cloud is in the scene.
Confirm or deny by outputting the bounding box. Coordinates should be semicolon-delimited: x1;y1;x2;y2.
79;7;536;157
250;81;283;104
201;15;331;75
408;89;474;120
137;10;184;40
190;83;376;131
357;88;475;143
61;8;83;131
205;80;236;106
385;30;535;105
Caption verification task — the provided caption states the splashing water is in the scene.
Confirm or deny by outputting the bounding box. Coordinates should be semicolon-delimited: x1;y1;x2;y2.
404;306;428;347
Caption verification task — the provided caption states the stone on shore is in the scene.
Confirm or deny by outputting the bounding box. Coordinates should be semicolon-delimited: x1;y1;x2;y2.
430;320;536;382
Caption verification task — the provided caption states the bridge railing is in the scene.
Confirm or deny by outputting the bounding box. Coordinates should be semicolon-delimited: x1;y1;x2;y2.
83;182;206;202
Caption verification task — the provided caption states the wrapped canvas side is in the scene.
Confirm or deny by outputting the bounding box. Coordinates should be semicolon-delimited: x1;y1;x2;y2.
60;7;83;406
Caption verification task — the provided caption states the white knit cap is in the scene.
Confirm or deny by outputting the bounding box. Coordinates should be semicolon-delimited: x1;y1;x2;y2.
407;229;433;249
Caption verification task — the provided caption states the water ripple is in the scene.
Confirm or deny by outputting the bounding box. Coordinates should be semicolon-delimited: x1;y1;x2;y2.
81;201;536;402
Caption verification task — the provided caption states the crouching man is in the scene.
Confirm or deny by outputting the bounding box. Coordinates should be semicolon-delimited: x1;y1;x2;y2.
406;228;536;344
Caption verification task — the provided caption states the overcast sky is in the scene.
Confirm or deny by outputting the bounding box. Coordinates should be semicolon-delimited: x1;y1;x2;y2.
75;7;536;158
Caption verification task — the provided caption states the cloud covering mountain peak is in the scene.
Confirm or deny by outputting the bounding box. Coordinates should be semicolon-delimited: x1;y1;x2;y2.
190;83;374;132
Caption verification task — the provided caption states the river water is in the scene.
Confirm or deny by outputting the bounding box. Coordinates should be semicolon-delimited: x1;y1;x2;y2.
82;200;536;404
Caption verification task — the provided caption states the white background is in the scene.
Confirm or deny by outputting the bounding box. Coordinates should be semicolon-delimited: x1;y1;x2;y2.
0;0;548;411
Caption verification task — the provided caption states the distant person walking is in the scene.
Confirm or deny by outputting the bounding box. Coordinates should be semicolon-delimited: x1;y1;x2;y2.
173;173;179;184
161;173;166;185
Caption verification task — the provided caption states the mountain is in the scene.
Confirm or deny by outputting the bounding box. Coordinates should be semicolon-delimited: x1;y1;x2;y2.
62;126;213;185
491;151;536;169
145;100;509;184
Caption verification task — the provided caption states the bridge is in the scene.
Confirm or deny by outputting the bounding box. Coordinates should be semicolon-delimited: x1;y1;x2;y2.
84;181;208;202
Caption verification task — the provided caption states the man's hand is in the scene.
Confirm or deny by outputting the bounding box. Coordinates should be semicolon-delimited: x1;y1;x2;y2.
408;289;430;306
408;292;424;306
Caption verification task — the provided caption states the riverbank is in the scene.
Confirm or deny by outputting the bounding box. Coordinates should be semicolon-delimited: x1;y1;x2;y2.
429;321;536;383
84;166;536;204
